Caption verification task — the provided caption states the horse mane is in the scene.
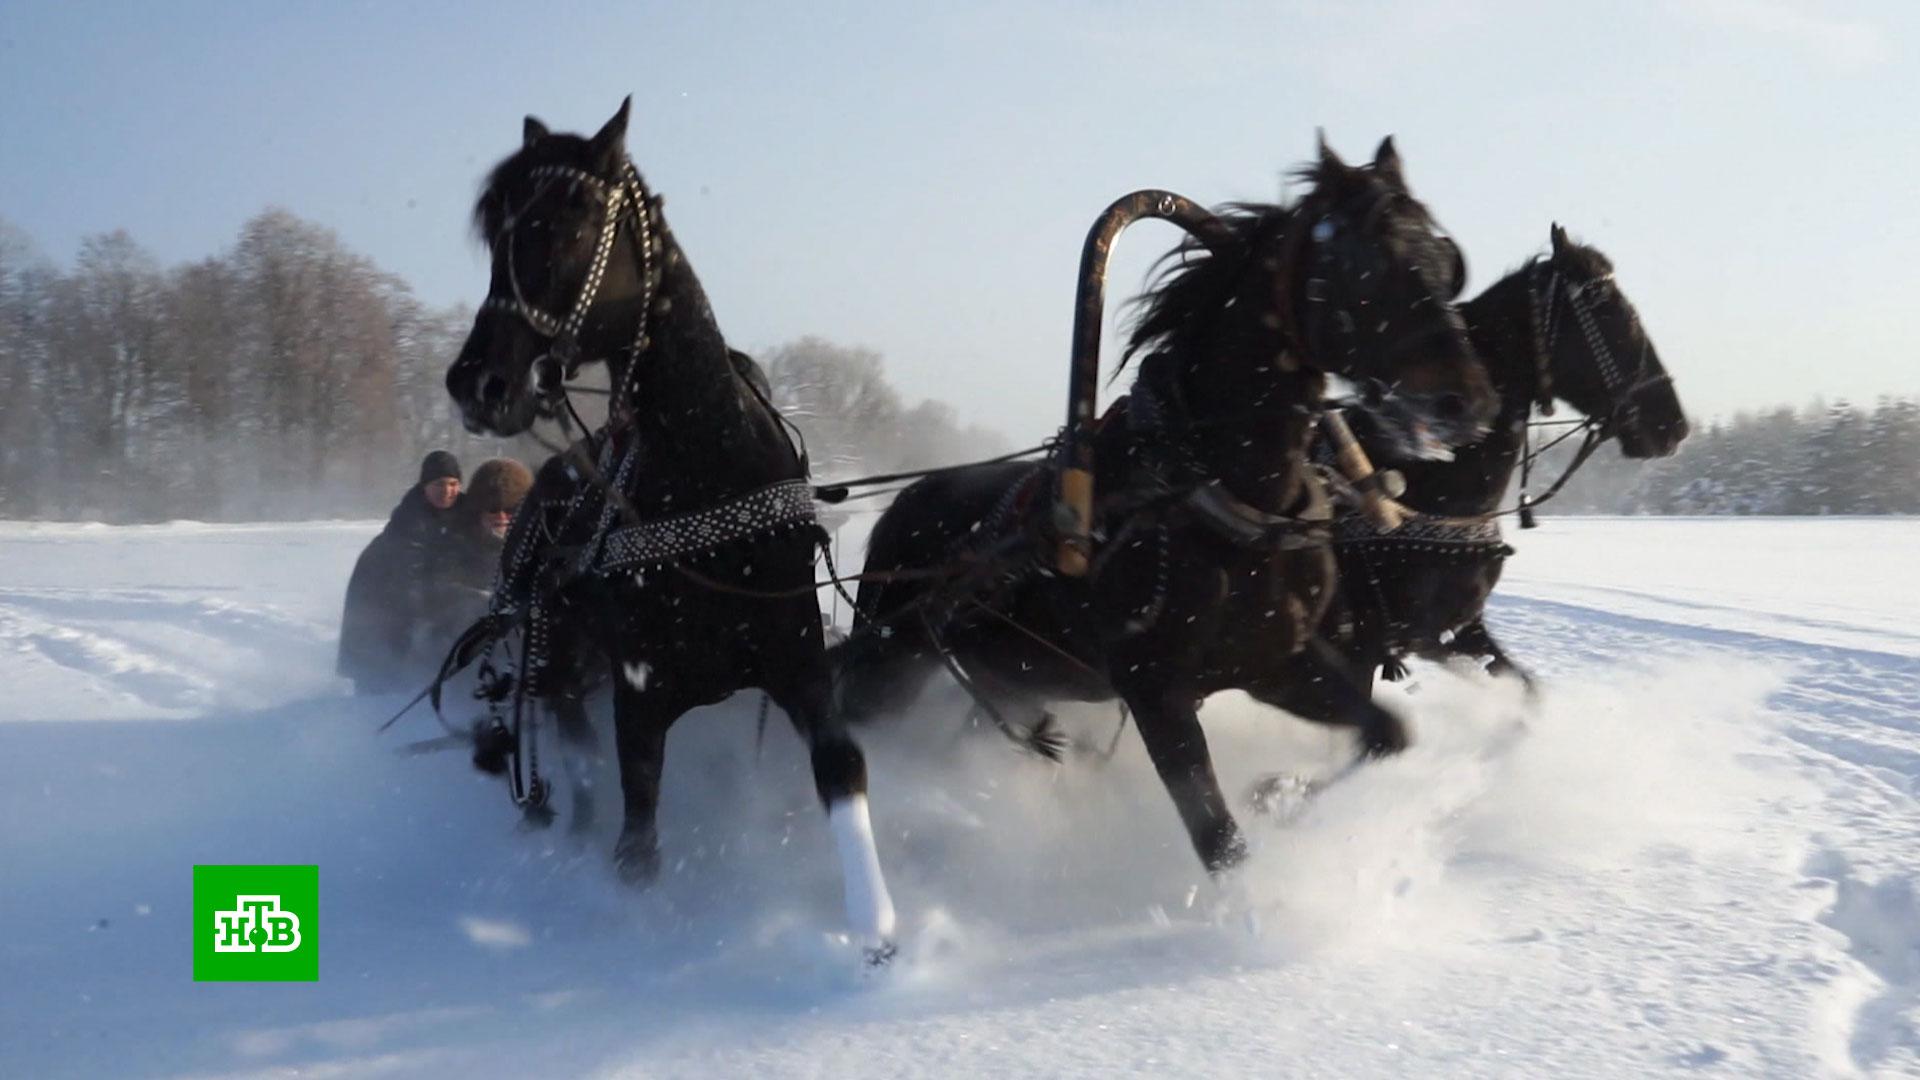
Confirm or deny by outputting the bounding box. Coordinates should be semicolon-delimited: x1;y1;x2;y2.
1119;159;1428;377
1119;202;1291;374
1550;233;1615;278
470;136;596;245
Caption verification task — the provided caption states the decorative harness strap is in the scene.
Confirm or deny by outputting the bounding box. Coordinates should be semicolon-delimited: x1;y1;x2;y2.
1332;511;1508;558
595;479;818;574
1311;418;1510;560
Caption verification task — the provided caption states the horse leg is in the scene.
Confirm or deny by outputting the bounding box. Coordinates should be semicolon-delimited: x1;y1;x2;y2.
830;623;940;726
609;678;675;886
1247;637;1407;757
919;608;1067;760
1447;617;1538;696
1227;640;1405;819
768;656;898;957
551;691;600;836
953;662;1069;761
1122;685;1246;873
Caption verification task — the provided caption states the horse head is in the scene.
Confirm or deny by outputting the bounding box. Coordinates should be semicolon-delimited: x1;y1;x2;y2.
1529;224;1689;458
448;98;656;436
1124;136;1496;461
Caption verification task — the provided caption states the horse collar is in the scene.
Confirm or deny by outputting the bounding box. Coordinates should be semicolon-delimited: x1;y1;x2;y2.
1184;474;1331;551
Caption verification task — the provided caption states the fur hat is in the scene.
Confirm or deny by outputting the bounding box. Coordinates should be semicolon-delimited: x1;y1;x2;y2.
418;449;462;485
465;458;534;513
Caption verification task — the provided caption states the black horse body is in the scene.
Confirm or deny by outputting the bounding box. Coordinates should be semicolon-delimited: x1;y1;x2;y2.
835;140;1497;874
444;101;896;953
1316;226;1689;698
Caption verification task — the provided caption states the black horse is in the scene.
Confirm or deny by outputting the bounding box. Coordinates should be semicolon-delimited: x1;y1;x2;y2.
832;138;1497;874
1300;224;1689;706
443;99;897;957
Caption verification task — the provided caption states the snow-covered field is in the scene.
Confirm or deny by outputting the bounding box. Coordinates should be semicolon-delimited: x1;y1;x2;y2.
1;517;1915;1079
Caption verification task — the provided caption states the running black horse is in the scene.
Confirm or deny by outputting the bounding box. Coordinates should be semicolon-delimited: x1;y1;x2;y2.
444;99;897;958
1299;224;1688;707
833;138;1498;874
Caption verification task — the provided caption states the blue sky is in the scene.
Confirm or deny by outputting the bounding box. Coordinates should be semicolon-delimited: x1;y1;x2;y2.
2;0;1914;439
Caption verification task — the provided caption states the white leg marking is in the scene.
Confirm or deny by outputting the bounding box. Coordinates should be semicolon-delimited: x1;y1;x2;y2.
828;794;897;942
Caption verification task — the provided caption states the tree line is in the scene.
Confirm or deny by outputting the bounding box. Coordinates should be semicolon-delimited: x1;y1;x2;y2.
3;210;1912;522
0;212;512;520
1540;398;1920;516
0;214;1002;522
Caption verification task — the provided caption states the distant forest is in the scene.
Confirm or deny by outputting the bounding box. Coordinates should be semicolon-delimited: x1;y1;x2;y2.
1;213;1913;522
0;215;999;522
1542;397;1920;516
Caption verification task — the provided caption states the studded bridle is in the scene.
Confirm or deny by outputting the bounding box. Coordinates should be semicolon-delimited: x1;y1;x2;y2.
1525;257;1671;429
482;157;662;415
1508;256;1673;525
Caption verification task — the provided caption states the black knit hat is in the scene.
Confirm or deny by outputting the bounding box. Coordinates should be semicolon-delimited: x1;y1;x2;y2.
419;449;462;485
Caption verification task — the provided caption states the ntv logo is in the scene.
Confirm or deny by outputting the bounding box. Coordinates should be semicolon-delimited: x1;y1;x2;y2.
213;895;302;953
193;865;318;981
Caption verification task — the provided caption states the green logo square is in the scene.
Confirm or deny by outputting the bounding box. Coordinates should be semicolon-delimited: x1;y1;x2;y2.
193;865;318;982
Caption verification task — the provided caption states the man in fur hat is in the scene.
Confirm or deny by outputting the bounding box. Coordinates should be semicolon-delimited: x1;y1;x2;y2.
337;450;465;694
463;458;535;544
403;458;537;678
421;457;535;623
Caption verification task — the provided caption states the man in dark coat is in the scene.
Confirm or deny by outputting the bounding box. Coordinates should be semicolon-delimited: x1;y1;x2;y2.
337;451;464;694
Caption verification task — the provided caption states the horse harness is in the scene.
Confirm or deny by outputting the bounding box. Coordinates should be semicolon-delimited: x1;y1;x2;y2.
1324;255;1673;652
1511;255;1676;521
456;152;832;814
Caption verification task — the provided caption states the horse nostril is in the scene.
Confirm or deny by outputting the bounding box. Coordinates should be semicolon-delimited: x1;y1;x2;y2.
1435;393;1467;421
479;372;507;407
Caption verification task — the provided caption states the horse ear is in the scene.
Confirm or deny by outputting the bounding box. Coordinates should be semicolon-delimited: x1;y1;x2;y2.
590;96;632;164
1550;222;1570;256
1372;136;1406;190
1316;128;1347;172
523;116;550;148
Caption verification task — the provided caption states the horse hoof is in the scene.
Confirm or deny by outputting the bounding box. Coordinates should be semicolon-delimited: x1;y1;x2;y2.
613;836;661;886
519;803;556;831
568;792;596;836
1204;829;1250;875
1247;773;1319;821
1362;717;1410;757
